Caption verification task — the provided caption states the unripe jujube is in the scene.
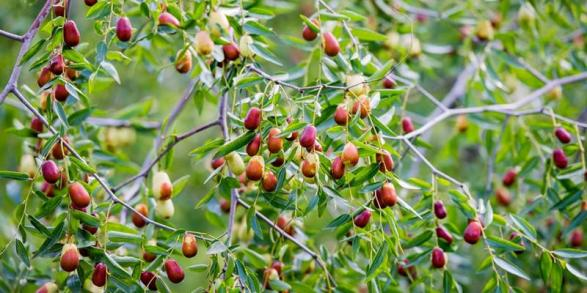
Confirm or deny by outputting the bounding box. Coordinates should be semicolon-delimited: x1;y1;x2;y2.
116;17;133;42
240;35;254;58
354;210;371;228
155;199;175;219
182;233;198;258
267;128;283;153
69;182;91;208
175;50;192;74
60;243;80;272
92;263;107;287
195;31;214;55
19;154;37;178
475;20;494;41
132;203;149;228
63;20;80;47
463;220;483;244
208;10;230;37
341;142;359;166
518;3;536;27
246;156;264;181
152;171;173;200
225;152;245;175
456;115;469;133
263;268;280;289
322;32;339;57
36;282;58;293
345;74;369;97
164;259;185;283
41;160;60;184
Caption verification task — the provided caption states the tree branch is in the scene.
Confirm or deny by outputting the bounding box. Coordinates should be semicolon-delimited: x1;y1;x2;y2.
0;29;24;42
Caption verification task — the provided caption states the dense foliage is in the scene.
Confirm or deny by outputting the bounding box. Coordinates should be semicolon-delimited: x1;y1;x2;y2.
0;0;586;292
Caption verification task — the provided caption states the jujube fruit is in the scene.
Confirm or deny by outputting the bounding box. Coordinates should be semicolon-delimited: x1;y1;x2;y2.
52;137;69;160
397;259;417;279
37;67;54;88
31;117;44;134
301;153;319;178
353;210;371;228
164;259;185;283
54;83;69;102
373;182;397;208
208;10;230;37
225;152;245;175
49;54;64;75
552;148;568;169
92;263;107;287
341;142;359;166
246;134;261;156
60;243;80;272
63;20;80;47
463;220;483;244
211;157;225;169
195;31;214;55
223;43;240;61
434;200;447;219
36;282;58;293
69;182;90;208
302;19;319;41
41;160;60;184
330;156;345;179
554;127;572;144
436;226;453;244
495;187;511;206
383;77;395;89
152;171;173;200
346;74;369;97
175;50;192;74
155;199;175;219
85;0;98;6
246;156;264;181
244;107;262;130
182;233;198;258
299;125;317;149
431;247;446;268
132;203;149;228
116;17;133;42
158;12;180;27
322;32;339;57
351;96;370;118
402;117;414;134
140;271;158;290
502;169;517;187
376;150;394;172
262;171;277;192
267;128;283;153
334;105;349;126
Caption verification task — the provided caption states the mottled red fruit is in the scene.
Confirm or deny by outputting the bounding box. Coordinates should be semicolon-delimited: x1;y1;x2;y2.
354;210;371;228
69;182;91;208
502;169;517;187
63;20;80;47
334;105;349;126
65;67;78;80
92;263;107;287
211;157;225;169
435;226;453;244
276;215;295;236
31;117;44;134
116;17;133;42
271;261;284;275
262;171;277;192
299;125;317;149
271;156;284;167
164;259;184;283
495;187;511;206
246;156;264;181
383;77;396;89
143;250;156;262
330;156;345;180
219;198;230;213
434;200;447;219
301;157;317;178
302;20;319;41
374;182;397;208
53;4;64;17
60;243;80;272
140;271;158;290
54;84;69;102
376;150;394;172
182;233;198;258
322;32;340;57
431;247;446;268
552;148;568;169
41;181;55;198
52;137;69;160
49;54;64;75
341;142;359;166
132;203;149;228
85;0;98;6
401;117;414;134
351;96;370;118
267;128;283;153
554;127;572;144
397;259;417;279
41;160;60;184
37;67;53;88
570;229;583;247
244;107;262;130
223;43;240;61
463;220;483;244
158;12;180;27
246;134;261;156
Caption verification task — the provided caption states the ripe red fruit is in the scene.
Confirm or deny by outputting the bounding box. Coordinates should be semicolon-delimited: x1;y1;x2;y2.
334;105;349;126
463;220;483;244
502;169;517;187
383;77;396;89
351;96;370;118
132;203;149;228
116;17;133;42
211;157;225;170
246;156;264;181
322;32;340;57
69;182;91;208
37;67;53;88
434;201;447;219
41;160;60;184
301;156;318;178
164;259;185;283
60;243;80;272
65;67;79;80
354;210;371;228
435;226;453;244
341;142;359;166
431;247;446;268
31;117;44;134
159;12;180;27
397;259;417;279
374;182;397;208
262;171;277;192
63;20;80;47
41;181;55;198
376;150;394;172
52;137;69;160
267;128;283;153
552;148;568;169
495;187;511;206
271;156;284;167
570;229;583;247
271;260;284;275
222;43;240;61
299;125;317;149
84;0;98;6
53;3;65;17
140;271;158;290
92;263;107;287
302;20;319;41
143;250;156;262
554;127;572;144
182;233;198;258
246;134;261;156
276;215;295;236
219;198;231;213
244;107;262;130
54;84;69;102
49;54;64;75
401;117;415;134
330;156;345;180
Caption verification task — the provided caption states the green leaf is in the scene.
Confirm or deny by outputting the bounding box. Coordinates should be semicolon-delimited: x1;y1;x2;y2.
351;27;387;42
33;219;66;257
243;21;275;38
299;15;319;32
0;171;30;181
187;264;208;272
269;279;291;291
404;230;433;248
539;252;552;283
249;42;283;66
214;131;255;158
69;156;97;173
67;108;91;126
15;239;30;268
552;248;587;259
53;102;69;128
101;61;120;84
493;257;530;280
171;175;190;198
247;208;263;240
486;236;525;252
551;190;582;211
207;241;228;255
326;214;351;228
366;242;388;280
566;263;587;281
19;38;46;65
509;214;537;241
71;210;99;226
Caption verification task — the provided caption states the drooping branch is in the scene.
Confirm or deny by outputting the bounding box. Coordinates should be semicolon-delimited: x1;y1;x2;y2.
0;29;23;42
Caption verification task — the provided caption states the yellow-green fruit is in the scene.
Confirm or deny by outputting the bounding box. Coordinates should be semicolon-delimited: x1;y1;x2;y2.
19;154;37;178
518;3;536;27
384;31;400;49
84;279;105;293
208;10;230;37
195;31;214;56
400;34;422;58
546;86;562;101
240;35;254;58
345;74;369;97
155;199;175;219
225;152;245;175
475;20;494;41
